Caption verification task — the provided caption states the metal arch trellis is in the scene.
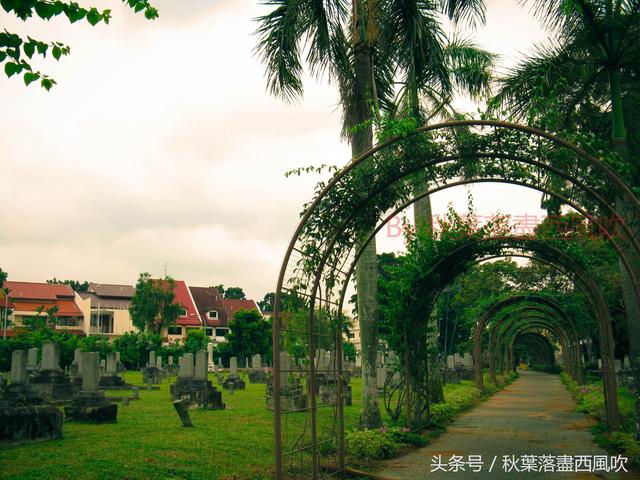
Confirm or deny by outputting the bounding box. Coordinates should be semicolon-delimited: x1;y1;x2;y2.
502;320;578;374
272;120;640;479
499;318;575;374
512;332;556;366
494;314;578;379
488;306;580;382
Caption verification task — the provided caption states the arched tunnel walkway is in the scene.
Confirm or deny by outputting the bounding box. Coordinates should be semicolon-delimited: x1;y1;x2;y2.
375;371;624;479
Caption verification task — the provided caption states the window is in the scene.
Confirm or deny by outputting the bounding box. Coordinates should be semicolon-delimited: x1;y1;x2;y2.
215;328;228;337
168;326;182;335
207;310;218;319
178;308;187;316
205;327;213;336
57;316;80;327
90;313;113;334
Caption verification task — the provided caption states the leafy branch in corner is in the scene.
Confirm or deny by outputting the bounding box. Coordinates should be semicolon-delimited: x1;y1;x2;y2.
1;0;158;90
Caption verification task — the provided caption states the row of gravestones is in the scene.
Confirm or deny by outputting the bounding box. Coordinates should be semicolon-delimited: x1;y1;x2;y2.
1;347;119;444
266;350;353;413
593;356;631;372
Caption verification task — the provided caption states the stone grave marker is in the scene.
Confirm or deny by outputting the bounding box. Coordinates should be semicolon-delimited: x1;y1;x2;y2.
26;347;39;372
0;350;62;443
170;351;225;410
29;342;74;401
65;352;117;423
223;356;245;390
99;352;125;387
142;351;163;384
249;353;267;383
11;350;27;385
207;343;215;372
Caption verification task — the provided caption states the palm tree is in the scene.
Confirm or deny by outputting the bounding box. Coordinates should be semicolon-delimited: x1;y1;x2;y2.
491;0;639;434
256;0;489;429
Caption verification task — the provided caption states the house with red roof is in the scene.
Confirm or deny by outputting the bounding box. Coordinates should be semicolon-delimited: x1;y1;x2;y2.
161;279;202;342
188;287;262;344
222;298;261;319
188;286;229;343
2;281;85;336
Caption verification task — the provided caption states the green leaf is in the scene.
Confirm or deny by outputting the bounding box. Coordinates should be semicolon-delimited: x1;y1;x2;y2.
23;72;39;86
23;41;35;58
0;51;5;62
4;61;20;78
52;46;61;60
41;77;54;91
34;2;53;20
36;42;48;56
87;8;101;26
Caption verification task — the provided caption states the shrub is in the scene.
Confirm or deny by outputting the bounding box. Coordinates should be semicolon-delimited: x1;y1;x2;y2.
345;429;398;463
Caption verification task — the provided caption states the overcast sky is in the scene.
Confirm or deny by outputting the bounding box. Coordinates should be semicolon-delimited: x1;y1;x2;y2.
0;0;548;300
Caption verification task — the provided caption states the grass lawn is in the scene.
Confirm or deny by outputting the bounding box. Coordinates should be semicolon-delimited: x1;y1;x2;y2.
0;372;480;480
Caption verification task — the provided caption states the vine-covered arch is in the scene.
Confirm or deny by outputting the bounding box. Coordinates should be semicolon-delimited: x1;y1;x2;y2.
496;315;576;377
512;332;556;367
273;120;640;478
473;295;581;386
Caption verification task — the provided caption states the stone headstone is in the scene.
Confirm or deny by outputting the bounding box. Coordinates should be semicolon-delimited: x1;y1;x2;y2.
173;399;194;427
245;357;249;369
106;352;118;375
40;342;60;371
229;357;238;377
207;343;214;371
252;354;261;370
614;359;622;371
376;366;387;390
81;352;101;392
279;352;291;385
623;356;630;369
148;351;156;367
115;351;120;363
11;350;27;384
598;358;602;369
446;355;454;369
463;353;473;368
27;347;39;371
194;350;207;381
453;353;462;365
65;351;117;423
168;356;174;366
156;356;163;369
73;348;82;366
179;353;194;379
100;359;106;371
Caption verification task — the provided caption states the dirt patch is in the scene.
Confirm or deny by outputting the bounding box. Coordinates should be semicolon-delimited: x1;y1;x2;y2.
563;419;597;430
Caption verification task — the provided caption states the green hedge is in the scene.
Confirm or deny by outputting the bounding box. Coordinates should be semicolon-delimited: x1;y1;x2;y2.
560;372;640;468
0;328;210;371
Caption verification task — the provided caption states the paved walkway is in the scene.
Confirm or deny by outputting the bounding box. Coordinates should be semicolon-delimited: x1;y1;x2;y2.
375;371;629;479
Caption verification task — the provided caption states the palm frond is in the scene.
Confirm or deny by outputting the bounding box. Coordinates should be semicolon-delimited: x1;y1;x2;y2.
439;0;486;28
445;36;497;101
491;40;595;120
254;0;306;101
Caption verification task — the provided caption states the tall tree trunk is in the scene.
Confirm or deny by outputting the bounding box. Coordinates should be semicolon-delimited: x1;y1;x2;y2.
353;5;382;428
608;67;640;438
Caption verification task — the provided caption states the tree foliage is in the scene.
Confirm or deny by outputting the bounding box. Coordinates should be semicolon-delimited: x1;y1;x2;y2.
46;278;90;292
129;273;182;335
222;308;271;363
1;0;158;90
